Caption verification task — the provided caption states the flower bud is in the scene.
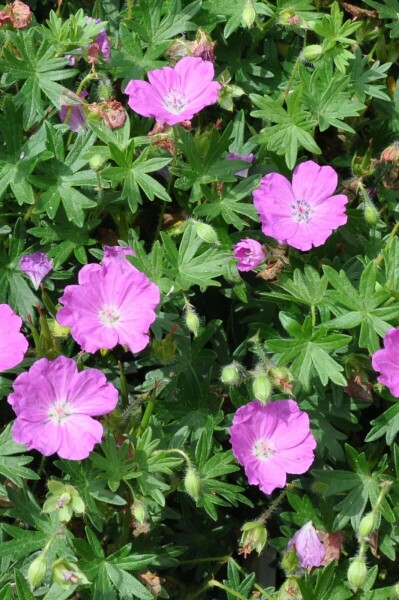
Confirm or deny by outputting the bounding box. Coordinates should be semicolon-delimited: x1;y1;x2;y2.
281;547;300;574
96;77;114;101
185;306;200;337
364;202;379;227
193;221;219;245
347;556;367;592
240;520;268;556
242;0;256;28
358;512;375;538
278;577;302;600
302;44;324;63
89;154;106;172
49;319;70;338
132;500;146;524
221;362;241;385
252;373;272;404
28;554;47;589
184;466;202;501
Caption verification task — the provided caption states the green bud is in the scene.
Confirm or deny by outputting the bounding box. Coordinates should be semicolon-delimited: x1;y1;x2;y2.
221;362;241;385
252;374;272;404
184;467;202;501
347;557;367;592
241;0;256;28
364;202;379;227
281;547;300;575
48;319;70;339
390;583;399;600
278;577;302;600
302;44;324;63
193;221;219;245
96;77;114;101
89;154;106;172
28;554;47;589
358;512;375;538
240;520;268;556
185;306;200;337
132;500;146;524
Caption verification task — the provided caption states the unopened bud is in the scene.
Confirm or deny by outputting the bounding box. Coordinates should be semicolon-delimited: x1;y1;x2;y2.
132;500;146;524
89;154;106;172
302;44;324;63
240;520;268;556
358;512;375;538
49;319;70;338
184;466;201;501
185;306;200;337
242;0;256;28
364;202;379;227
193;221;219;245
281;547;300;574
347;556;367;592
97;77;114;101
28;554;47;589
221;362;241;385
252;373;272;404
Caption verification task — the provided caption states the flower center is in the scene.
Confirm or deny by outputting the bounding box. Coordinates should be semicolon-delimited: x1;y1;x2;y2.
253;438;275;460
99;305;121;326
163;88;187;113
291;200;312;223
48;400;73;425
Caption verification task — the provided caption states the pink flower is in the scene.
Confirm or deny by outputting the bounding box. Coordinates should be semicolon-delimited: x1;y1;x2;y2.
229;400;316;494
8;356;118;460
125;56;221;126
57;259;160;354
19;251;53;290
233;238;265;272
102;245;135;272
227;153;254;177
0;304;28;371
87;18;110;61
372;328;399;396
59;92;88;131
253;160;348;251
287;522;326;568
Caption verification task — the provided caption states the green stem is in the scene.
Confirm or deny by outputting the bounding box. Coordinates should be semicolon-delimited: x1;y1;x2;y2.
135;394;156;437
311;304;316;327
228;558;274;600
153;127;179;245
180;556;230;566
259;488;288;523
278;55;301;105
152;448;191;469
65;72;98;149
127;0;134;19
375;221;399;265
209;580;250;600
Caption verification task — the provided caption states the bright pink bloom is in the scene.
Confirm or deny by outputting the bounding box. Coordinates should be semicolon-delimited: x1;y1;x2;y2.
19;251;53;290
59;91;88;131
125;56;221;126
102;245;135;271
57;259;160;354
372;328;399;396
233;238;265;272
8;356;118;460
0;304;28;371
229;400;316;495
287;522;326;568
227;153;254;177
253;160;348;251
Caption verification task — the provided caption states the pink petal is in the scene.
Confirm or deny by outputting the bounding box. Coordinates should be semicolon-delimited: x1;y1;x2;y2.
292;161;338;204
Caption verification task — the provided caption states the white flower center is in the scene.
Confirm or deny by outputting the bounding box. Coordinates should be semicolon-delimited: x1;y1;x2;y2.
291;200;312;223
163;88;187;113
48;400;73;424
253;438;275;460
99;304;121;326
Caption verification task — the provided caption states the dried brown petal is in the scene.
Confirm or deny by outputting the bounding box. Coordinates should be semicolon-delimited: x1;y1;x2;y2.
342;2;378;19
139;571;163;596
10;0;31;29
318;531;344;565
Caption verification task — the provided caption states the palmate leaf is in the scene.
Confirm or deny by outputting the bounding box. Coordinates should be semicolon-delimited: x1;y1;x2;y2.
348;49;391;102
0;30;77;129
0;425;39;487
250;88;321;169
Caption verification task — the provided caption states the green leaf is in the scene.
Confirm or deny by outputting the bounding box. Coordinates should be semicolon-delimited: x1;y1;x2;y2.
14;571;35;600
0;425;39;487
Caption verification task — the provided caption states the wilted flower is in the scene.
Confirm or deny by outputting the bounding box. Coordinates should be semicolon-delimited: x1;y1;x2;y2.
0;1;31;30
287;522;326;568
233;238;265;272
125;56;221;126
229;400;316;494
19;251;53;290
167;30;216;63
87;17;110;61
253;160;348;251
0;304;28;372
8;355;118;460
372;328;399;396
87;99;126;129
57;259;160;354
227;152;254;177
59;91;88;131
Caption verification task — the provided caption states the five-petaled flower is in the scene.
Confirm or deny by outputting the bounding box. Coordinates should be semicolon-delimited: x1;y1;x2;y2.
253;160;348;251
0;304;28;372
8;356;118;460
229;399;316;494
56;258;160;354
125;56;221;125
